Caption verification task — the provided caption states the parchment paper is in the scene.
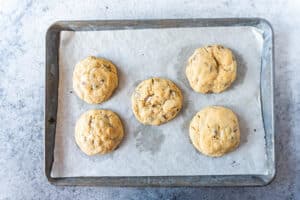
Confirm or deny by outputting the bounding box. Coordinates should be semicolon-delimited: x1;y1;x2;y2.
52;26;267;177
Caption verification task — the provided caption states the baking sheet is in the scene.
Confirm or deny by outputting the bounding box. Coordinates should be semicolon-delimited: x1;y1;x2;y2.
52;26;267;177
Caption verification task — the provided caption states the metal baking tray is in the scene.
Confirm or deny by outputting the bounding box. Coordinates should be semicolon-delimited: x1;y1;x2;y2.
45;18;275;186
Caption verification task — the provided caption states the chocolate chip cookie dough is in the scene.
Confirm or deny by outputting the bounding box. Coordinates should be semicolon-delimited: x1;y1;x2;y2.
75;109;124;155
131;78;183;125
186;45;237;93
189;106;240;157
73;56;118;104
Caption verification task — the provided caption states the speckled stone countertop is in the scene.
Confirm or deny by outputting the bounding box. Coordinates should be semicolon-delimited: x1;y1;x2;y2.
0;0;299;199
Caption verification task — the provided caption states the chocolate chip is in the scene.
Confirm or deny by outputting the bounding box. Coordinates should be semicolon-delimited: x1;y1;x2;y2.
93;84;99;89
103;64;112;72
169;90;176;97
88;116;92;127
212;129;218;136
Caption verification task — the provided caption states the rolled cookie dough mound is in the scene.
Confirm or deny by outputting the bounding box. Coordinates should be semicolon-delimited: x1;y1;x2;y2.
189;106;240;157
73;56;118;104
75;109;124;155
186;45;237;93
131;78;183;125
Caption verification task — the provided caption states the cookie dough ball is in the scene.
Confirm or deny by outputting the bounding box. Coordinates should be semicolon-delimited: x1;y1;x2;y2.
73;56;118;104
131;78;183;125
186;45;237;93
189;106;240;157
75;110;124;155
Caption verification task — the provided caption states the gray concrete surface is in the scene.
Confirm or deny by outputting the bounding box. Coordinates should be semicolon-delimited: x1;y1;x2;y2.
0;0;299;199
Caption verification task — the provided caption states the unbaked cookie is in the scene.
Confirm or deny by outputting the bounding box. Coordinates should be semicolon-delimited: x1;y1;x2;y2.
75;109;124;155
73;56;118;104
131;78;183;125
189;106;240;157
186;45;237;93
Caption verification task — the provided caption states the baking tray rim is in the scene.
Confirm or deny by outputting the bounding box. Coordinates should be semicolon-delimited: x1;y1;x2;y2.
44;18;275;187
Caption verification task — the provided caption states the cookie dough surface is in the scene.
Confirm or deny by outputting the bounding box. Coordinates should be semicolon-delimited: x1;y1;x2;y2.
189;106;240;157
73;56;118;104
186;45;237;93
131;78;183;125
75;110;124;155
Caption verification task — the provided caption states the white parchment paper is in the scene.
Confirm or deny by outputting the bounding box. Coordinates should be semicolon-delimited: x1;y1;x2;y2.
52;26;267;177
